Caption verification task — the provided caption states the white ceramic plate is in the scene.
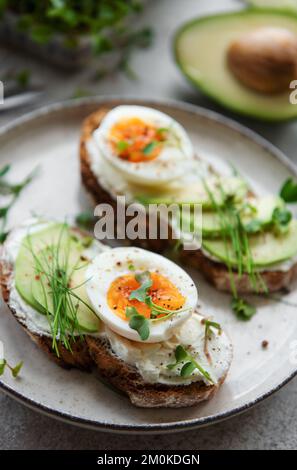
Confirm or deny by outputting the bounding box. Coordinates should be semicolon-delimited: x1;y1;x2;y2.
1;98;297;434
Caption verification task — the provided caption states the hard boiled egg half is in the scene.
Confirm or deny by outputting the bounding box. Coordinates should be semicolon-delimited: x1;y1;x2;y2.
93;105;194;187
86;247;197;343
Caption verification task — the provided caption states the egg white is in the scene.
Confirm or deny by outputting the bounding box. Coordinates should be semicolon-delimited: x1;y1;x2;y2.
86;247;198;343
93;105;194;187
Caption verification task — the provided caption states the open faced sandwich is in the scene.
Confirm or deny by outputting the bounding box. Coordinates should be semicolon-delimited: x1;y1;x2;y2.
0;219;232;408
80;105;297;303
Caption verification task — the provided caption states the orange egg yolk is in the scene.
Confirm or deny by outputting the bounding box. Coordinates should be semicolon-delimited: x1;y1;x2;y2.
109;117;167;163
107;272;186;321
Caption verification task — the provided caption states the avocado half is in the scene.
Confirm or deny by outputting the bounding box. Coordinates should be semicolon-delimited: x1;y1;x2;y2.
174;9;297;121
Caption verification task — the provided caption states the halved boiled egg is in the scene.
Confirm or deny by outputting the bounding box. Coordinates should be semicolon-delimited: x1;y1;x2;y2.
86;247;197;343
93;105;194;187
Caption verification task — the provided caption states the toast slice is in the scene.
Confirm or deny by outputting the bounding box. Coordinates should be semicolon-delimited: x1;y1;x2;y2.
79;108;297;294
0;223;231;408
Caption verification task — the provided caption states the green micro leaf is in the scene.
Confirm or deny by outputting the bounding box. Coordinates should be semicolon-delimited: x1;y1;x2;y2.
181;361;196;377
16;69;30;88
167;345;214;383
175;344;188;362
125;306;150;341
156;127;169;135
231;297;256;321
0;164;10;178
143;141;157;155
204;320;221;332
117;141;129;152
129;271;152;302
280;178;297;203
11;361;23;378
0;206;9;219
245;219;262;234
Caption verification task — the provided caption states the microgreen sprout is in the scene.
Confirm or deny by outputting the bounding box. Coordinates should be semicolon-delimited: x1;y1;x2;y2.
0;165;37;243
280;178;297;203
27;224;97;356
127;271;191;340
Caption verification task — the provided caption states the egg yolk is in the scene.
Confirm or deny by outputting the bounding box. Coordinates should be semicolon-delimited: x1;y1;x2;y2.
107;272;185;320
109;117;167;163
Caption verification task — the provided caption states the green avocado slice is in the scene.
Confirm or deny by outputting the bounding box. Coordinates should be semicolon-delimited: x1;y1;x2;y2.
174;9;297;121
199;195;283;236
31;247;100;333
15;223;68;311
202;219;297;268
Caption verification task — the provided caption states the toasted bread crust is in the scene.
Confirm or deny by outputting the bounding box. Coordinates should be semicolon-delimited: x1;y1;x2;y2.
86;336;224;408
79;108;297;294
0;253;93;371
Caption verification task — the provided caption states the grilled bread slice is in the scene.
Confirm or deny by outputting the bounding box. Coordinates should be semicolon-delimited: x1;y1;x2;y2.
0;224;232;408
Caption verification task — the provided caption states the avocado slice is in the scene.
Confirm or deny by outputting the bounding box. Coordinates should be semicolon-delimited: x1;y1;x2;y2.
174;9;297;121
203;219;297;268
197;195;283;236
31;246;100;333
15;223;68;311
249;0;297;11
15;223;93;313
137;176;247;208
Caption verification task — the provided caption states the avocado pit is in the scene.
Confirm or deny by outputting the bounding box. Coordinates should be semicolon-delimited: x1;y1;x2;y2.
227;27;297;94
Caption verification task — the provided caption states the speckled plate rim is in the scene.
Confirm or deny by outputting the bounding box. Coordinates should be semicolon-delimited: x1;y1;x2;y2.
0;96;297;434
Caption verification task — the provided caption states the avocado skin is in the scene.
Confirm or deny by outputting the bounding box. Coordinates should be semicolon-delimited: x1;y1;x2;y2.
174;8;297;122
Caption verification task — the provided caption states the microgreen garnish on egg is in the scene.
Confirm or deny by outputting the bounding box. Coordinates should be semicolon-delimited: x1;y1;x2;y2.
129;271;152;302
117;141;129;152
125;306;150;341
167;345;214;384
142;141;158;155
128;270;191;329
280;178;297;203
